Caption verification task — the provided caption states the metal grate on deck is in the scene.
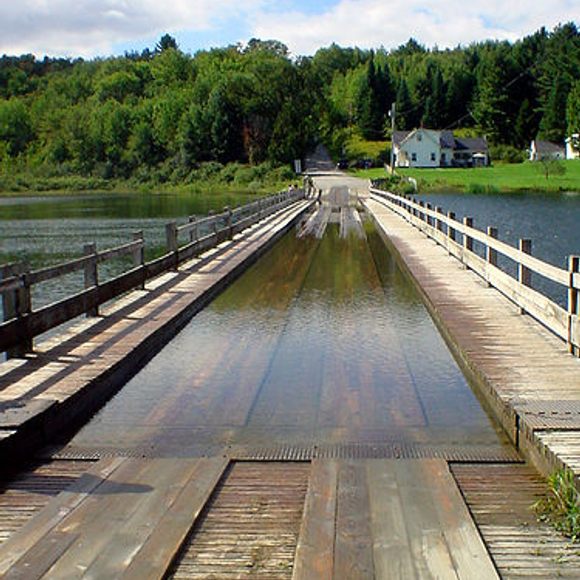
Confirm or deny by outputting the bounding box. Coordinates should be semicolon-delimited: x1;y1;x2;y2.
46;442;521;463
515;400;580;430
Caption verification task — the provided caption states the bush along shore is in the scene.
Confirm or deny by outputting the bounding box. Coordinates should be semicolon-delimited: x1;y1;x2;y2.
0;162;297;196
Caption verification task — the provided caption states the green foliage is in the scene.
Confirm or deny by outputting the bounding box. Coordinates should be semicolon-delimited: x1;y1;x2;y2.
489;144;527;164
567;80;580;137
535;158;567;180
534;470;580;540
0;98;33;155
0;23;579;192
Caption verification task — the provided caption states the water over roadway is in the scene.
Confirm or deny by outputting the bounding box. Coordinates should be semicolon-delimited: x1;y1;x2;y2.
65;180;511;458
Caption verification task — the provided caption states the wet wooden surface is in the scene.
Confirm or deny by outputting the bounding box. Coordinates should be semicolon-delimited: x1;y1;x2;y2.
365;196;580;480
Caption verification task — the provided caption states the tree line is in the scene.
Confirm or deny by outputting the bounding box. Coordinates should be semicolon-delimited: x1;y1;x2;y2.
0;23;579;185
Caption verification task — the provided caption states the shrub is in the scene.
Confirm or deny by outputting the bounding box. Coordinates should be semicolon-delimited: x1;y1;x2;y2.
489;144;527;164
534;469;580;540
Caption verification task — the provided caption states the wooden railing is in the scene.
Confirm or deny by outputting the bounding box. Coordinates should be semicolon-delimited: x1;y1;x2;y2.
0;189;305;357
369;188;580;357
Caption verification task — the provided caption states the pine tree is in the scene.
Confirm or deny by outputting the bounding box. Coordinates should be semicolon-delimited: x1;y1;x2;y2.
395;79;412;130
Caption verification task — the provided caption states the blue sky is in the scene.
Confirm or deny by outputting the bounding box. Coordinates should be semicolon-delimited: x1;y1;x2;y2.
1;0;578;58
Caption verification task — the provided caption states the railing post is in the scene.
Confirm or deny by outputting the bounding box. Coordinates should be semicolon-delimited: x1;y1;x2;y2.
209;210;218;238
2;262;32;357
463;217;473;253
447;211;456;243
568;255;580;356
426;203;433;227
1;263;18;323
486;226;498;287
518;239;532;314
435;207;444;233
165;222;178;271
224;206;233;239
188;216;198;243
419;201;425;223
83;243;99;316
132;231;145;289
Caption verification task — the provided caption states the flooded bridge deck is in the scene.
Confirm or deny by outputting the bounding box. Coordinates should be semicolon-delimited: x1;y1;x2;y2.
1;181;580;577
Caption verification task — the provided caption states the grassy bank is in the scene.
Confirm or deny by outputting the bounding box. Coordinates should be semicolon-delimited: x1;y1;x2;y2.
0;162;297;197
354;161;580;193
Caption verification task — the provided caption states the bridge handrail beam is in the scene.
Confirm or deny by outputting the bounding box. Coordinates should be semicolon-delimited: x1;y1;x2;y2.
0;189;305;357
370;188;570;286
369;187;579;355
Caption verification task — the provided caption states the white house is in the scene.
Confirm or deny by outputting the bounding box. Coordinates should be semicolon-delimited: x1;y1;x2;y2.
566;134;579;160
393;129;489;168
393;129;441;168
529;139;565;161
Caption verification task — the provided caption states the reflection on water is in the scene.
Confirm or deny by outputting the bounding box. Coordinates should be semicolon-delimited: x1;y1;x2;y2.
71;220;509;454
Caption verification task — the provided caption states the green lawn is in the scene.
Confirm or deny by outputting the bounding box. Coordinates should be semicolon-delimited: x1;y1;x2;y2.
353;161;580;193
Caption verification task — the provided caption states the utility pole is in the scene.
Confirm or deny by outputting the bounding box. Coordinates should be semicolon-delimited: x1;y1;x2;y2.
389;102;396;173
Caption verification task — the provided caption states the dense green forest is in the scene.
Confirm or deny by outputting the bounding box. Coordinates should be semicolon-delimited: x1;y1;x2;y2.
0;24;579;191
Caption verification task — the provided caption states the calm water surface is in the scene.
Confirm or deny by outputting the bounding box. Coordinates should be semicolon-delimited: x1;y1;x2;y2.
69;222;509;454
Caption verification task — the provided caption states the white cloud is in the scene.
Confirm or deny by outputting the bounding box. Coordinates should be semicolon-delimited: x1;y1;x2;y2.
252;0;580;55
0;0;578;58
0;0;265;57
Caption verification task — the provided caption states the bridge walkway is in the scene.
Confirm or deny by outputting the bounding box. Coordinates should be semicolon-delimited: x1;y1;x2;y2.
1;454;579;578
364;194;580;481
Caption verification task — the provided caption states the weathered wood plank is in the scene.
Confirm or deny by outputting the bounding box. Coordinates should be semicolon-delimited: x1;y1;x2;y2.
3;531;78;580
0;457;126;576
333;460;374;579
36;458;157;579
82;458;205;578
395;460;459;580
367;460;416;579
122;456;228;580
292;460;338;580
422;460;499;580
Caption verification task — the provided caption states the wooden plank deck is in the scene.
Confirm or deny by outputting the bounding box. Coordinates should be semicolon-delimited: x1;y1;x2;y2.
364;196;580;480
4;457;580;577
0;200;311;462
452;463;580;578
294;459;498;580
0;457;228;579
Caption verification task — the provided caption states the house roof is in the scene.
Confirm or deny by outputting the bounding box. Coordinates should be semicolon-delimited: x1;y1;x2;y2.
392;129;488;153
533;140;565;154
440;130;455;149
455;137;489;152
393;131;411;146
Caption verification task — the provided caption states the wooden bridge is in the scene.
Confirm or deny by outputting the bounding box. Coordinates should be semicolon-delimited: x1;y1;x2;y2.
0;178;580;578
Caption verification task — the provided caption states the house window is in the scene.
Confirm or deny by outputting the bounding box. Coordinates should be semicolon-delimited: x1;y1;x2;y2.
441;153;446;162
411;153;417;162
431;152;436;161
